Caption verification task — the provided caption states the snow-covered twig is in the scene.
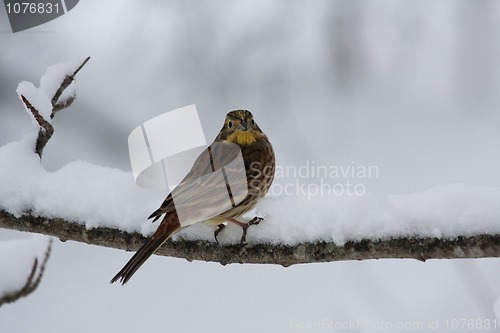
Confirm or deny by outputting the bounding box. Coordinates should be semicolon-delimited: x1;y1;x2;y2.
0;238;52;307
50;56;90;117
1;210;499;266
18;57;90;158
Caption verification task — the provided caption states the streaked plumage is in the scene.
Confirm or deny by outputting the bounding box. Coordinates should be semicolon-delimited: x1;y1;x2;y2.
111;110;275;284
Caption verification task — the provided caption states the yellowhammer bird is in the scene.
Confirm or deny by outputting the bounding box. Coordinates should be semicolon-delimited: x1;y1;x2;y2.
111;110;275;284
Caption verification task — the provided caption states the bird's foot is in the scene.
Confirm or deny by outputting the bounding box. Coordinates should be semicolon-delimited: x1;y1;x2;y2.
229;216;264;244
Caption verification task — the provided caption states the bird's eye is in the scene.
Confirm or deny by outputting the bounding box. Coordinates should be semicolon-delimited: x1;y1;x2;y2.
251;119;255;126
228;121;233;128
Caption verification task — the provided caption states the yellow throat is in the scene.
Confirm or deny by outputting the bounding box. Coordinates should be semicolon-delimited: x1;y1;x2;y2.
228;130;262;145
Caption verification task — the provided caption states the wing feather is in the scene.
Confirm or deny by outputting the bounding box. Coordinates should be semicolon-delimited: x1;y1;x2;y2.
147;141;249;222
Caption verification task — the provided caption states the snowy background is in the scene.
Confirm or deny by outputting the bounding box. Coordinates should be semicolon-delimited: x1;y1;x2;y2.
1;1;500;332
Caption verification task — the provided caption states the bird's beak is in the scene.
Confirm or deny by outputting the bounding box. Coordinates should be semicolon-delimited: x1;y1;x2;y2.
237;121;248;131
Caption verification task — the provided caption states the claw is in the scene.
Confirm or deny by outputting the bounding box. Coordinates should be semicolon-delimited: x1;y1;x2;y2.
214;224;226;244
248;216;264;226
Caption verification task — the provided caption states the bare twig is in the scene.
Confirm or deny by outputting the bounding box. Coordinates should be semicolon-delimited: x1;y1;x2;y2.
0;238;52;307
1;210;499;266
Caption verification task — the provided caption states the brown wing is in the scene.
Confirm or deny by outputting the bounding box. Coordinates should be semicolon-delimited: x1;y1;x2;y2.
147;140;247;222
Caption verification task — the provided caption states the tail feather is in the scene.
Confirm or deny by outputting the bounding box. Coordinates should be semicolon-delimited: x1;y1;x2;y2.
110;213;180;285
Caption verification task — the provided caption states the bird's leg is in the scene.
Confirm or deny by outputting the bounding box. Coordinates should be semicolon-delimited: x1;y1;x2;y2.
214;223;226;244
228;217;264;244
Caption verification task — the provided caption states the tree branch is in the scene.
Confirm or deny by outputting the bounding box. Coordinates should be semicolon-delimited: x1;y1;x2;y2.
1;210;499;266
6;58;500;273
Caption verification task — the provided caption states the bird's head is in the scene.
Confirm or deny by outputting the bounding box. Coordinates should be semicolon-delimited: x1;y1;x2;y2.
218;110;265;145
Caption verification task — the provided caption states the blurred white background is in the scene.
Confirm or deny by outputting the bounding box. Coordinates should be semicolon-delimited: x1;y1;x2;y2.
1;1;500;332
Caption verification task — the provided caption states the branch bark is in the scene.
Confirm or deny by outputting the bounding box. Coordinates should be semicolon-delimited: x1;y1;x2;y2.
1;210;499;266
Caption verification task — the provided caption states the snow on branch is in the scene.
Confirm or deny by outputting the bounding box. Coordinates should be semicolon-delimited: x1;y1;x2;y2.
1;210;500;266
